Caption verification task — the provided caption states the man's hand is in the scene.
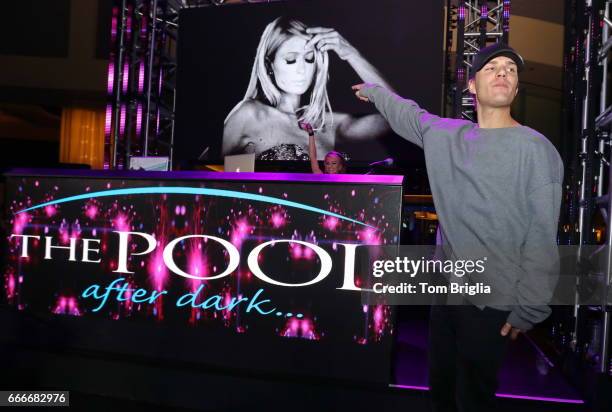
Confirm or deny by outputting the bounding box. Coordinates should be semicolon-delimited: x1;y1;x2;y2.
352;84;370;102
500;322;521;340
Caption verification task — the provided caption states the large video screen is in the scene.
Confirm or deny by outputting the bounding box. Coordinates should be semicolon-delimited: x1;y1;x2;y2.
3;171;403;383
174;0;444;164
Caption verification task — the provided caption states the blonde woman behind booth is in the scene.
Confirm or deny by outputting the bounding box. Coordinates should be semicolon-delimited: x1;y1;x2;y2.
222;17;393;161
300;121;346;174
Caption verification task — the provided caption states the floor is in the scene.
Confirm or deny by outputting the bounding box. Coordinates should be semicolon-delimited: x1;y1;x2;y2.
393;307;586;410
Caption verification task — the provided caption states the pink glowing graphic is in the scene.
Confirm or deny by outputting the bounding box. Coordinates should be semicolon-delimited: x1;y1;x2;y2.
8;275;16;297
53;296;82;316
187;242;207;279
322;216;339;231
44;205;57;217
373;305;384;333
289;243;303;259
175;205;187;216
270;212;286;228
148;245;168;292
220;287;238;326
281;317;319;340
85;203;98;219
123;282;133;311
5;270;16;301
230;217;252;247
359;304;393;343
358;227;381;245
288;242;316;260
58;219;82;243
12;212;30;235
113;212;130;232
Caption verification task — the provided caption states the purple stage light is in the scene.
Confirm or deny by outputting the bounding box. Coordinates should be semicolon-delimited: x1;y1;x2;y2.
4;169;404;185
126;6;132;35
480;4;488;19
495;393;584;404
120;104;127;137
111;7;118;40
389;385;584;404
156;107;160;135
141;14;147;36
458;4;466;20
456;66;465;82
136;103;143;136
502;0;511;34
122;61;129;95
389;384;428;391
158;67;163;94
104;104;113;137
138;61;145;94
107;62;115;95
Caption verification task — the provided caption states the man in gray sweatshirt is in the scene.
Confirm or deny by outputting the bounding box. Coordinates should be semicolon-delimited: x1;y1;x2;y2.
354;43;563;411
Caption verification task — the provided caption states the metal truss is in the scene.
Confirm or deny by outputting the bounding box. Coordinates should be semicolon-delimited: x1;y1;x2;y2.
143;0;179;164
104;0;278;170
562;0;612;378
104;0;182;170
445;0;510;120
591;0;612;377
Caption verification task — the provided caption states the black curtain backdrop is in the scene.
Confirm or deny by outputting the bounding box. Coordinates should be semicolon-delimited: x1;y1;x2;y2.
175;0;444;165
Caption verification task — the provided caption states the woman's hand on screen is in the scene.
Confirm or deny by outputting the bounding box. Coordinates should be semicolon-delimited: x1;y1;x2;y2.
298;121;314;135
305;27;358;61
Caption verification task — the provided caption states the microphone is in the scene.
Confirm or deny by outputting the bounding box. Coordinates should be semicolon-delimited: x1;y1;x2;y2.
368;157;394;167
198;146;210;161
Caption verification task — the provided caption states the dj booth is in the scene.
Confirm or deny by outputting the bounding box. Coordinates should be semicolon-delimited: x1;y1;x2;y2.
1;169;404;397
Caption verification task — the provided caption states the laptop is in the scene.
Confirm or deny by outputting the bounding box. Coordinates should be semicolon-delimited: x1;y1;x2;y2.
224;153;256;172
129;156;170;171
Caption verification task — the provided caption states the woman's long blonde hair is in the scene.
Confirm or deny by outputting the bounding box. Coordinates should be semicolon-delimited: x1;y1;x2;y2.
224;17;333;131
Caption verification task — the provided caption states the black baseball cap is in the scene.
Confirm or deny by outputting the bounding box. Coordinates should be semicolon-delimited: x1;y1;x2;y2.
470;43;525;78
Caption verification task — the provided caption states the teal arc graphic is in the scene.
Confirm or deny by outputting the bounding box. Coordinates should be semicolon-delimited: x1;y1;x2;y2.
14;186;377;230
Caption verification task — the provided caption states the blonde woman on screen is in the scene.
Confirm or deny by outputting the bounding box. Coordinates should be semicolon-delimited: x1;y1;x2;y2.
222;17;392;160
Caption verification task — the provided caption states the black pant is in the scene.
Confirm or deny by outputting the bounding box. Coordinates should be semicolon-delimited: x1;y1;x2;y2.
428;304;510;412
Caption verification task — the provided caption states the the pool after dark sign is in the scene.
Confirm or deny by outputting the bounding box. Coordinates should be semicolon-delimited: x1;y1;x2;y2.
2;170;403;384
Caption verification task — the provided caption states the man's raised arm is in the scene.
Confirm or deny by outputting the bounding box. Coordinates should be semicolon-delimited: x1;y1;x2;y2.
353;83;443;149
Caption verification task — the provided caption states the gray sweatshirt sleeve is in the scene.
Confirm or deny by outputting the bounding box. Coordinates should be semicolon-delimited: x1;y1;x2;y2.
507;181;563;331
359;84;441;149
